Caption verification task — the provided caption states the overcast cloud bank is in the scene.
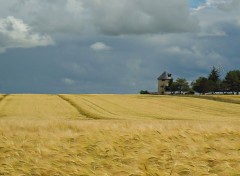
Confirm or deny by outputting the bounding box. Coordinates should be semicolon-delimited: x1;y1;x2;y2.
0;0;240;93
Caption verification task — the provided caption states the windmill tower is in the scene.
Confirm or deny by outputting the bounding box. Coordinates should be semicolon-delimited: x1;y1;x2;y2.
157;71;172;94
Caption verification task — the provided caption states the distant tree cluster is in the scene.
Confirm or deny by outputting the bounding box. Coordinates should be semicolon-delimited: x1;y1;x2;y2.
192;67;240;95
166;67;240;95
168;78;192;94
140;67;240;95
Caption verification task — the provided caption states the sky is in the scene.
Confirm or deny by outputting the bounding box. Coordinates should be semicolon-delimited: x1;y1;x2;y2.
0;0;240;94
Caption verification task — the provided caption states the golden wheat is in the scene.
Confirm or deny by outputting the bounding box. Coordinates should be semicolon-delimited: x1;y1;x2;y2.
0;120;240;176
60;94;240;121
183;94;240;105
0;94;84;119
203;95;240;103
0;94;240;175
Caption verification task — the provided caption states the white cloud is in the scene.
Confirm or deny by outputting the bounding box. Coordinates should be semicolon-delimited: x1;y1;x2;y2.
62;78;76;85
0;16;54;53
90;42;111;51
189;0;240;38
165;46;193;55
192;0;240;12
206;0;240;11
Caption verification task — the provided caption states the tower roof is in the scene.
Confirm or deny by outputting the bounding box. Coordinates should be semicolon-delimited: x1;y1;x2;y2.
158;71;172;80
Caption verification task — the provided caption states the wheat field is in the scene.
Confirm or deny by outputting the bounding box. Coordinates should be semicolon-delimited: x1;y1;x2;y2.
0;94;240;175
199;95;240;104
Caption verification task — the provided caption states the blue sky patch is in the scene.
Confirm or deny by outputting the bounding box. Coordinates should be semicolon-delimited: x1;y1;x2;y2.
189;0;206;8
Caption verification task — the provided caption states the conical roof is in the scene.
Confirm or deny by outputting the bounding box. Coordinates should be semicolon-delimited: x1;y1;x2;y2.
158;71;172;80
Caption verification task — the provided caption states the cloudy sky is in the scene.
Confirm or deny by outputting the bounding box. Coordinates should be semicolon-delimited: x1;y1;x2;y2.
0;0;240;94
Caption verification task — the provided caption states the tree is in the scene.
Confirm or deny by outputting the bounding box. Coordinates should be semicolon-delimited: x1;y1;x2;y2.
208;66;221;94
208;66;220;82
219;81;230;94
140;90;150;94
169;81;179;94
175;78;190;94
224;70;240;94
169;78;190;94
192;77;210;94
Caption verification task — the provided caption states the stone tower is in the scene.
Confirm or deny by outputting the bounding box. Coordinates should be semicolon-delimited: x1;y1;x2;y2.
157;72;172;94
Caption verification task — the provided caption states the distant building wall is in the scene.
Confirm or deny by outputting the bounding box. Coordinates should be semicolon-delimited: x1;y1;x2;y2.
158;80;170;94
157;71;172;95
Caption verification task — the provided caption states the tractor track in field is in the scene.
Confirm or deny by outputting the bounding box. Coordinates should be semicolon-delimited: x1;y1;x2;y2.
80;97;117;116
0;94;10;117
0;94;10;103
57;95;102;120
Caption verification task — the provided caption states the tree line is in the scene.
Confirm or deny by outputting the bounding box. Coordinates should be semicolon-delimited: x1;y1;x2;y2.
169;67;240;95
140;67;240;95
